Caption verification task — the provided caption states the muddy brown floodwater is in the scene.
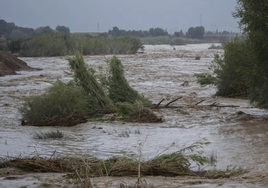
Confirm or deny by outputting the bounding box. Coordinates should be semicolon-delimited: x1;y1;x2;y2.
0;44;268;187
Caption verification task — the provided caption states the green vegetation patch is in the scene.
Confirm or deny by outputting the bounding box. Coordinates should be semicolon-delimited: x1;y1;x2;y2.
19;80;90;124
20;54;159;126
8;33;143;57
68;54;114;110
116;101;161;123
195;73;218;86
196;37;253;98
108;56;151;106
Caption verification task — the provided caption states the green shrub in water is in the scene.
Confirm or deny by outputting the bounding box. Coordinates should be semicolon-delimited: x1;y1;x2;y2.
19;80;91;123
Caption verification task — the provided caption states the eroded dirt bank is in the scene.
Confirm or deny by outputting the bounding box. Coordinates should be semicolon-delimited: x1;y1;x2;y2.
0;51;35;76
0;44;267;187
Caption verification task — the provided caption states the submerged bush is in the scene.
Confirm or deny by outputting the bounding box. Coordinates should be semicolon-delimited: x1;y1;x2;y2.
20;81;90;123
116;101;160;122
195;73;218;86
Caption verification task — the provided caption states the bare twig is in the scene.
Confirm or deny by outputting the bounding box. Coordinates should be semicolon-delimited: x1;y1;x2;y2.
195;99;206;105
210;104;240;108
164;97;182;107
208;102;239;107
156;99;165;107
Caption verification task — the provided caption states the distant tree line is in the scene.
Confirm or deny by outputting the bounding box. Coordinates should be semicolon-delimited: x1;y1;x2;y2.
108;26;168;37
7;33;142;57
0;19;70;40
205;30;235;35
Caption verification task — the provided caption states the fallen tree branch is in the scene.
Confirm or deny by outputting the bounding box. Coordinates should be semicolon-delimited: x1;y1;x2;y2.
156;99;165;107
209;104;240;108
164;97;182;107
195;99;206;105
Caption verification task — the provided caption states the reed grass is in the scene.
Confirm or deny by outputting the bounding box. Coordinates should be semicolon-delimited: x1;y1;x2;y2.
0;141;247;179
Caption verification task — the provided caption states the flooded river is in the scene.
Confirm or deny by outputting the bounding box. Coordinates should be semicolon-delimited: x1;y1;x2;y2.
0;44;267;187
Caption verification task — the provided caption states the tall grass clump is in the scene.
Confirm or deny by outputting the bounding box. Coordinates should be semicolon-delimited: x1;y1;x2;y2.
20;81;90;123
68;54;114;110
108;56;151;106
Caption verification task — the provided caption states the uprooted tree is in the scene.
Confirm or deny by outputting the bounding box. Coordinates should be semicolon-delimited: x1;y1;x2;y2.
20;54;161;126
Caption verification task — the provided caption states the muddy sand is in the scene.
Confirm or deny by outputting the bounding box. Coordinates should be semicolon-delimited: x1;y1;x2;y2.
0;44;267;187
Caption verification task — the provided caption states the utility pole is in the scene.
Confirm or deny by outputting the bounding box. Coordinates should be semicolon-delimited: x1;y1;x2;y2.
200;14;202;27
97;23;99;32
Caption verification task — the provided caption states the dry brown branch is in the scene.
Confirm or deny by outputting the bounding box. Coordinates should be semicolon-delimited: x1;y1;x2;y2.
195;99;206;105
209;103;239;108
156;99;165;107
164;97;182;107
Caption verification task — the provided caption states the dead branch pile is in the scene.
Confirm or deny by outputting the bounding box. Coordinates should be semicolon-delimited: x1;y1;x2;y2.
0;141;247;178
0;155;197;177
0;154;246;179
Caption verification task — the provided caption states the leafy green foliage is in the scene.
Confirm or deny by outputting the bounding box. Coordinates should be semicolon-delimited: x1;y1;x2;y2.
108;26;168;37
20;54;157;125
20;33;68;56
234;0;268;108
19;81;91;123
34;26;54;36
196;37;254;98
108;56;151;106
0;19;34;40
68;54;114;110
55;25;70;34
195;73;218;86
149;27;168;36
187;26;205;39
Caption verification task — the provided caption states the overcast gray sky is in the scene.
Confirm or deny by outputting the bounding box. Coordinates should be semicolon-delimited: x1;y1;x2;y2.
0;0;239;33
